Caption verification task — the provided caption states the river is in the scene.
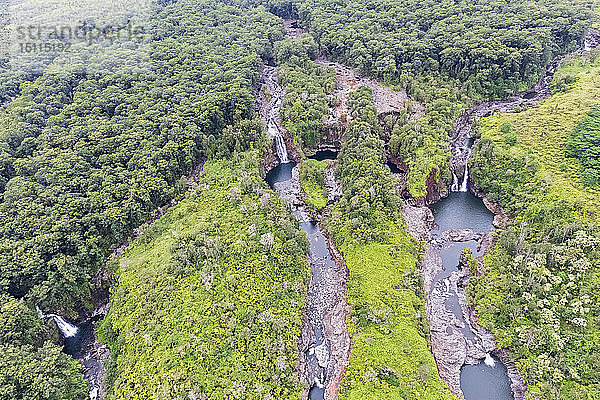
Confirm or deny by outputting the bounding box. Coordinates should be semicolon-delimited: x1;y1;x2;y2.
429;189;514;400
261;59;350;399
414;28;600;400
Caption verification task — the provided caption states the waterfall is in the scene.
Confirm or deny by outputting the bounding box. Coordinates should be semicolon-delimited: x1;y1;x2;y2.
484;353;496;368
268;118;289;163
263;66;289;164
459;163;469;192
37;307;79;338
52;316;79;338
451;172;459;192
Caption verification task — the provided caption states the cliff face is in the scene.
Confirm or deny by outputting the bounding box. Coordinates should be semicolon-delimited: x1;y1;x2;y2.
401;168;449;207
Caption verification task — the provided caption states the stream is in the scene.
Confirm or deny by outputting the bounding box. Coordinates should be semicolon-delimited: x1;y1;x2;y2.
261;62;349;400
51;21;597;400
37;309;108;400
412;28;600;400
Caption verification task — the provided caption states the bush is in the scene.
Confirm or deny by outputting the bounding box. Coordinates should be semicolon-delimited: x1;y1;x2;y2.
300;159;327;210
566;107;600;186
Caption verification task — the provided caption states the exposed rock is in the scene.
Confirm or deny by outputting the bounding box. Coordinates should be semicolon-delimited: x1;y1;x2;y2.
483;198;510;229
405;168;449;206
471;183;511;230
496;349;526;400
402;199;521;399
258;35;351;399
322;233;352;400
283;19;308;38
401;204;434;243
313;55;424;128
81;329;110;400
324;163;342;206
303;128;343;158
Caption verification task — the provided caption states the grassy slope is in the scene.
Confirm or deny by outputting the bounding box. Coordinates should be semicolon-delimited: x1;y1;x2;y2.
100;153;310;400
338;224;453;399
327;86;453;399
476;51;600;219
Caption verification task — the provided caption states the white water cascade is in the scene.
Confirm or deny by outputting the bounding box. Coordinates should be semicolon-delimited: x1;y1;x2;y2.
451;172;459;192
484;353;496;368
268;118;289;163
52;315;79;337
37;307;79;338
459;163;469;192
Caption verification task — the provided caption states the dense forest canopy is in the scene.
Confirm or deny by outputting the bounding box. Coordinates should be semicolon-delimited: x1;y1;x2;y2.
255;0;597;198
276;35;335;148
567;107;600;186
327;87;452;398
296;0;593;96
0;0;282;311
0;0;599;398
0;0;285;397
101;152;309;399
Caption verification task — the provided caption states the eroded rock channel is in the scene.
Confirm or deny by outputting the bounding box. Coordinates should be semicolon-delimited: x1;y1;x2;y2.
399;27;600;400
260;63;350;399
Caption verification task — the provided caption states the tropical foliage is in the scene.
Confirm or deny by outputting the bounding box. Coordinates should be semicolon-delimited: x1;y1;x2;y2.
258;0;595;198
299;158;327;211
101;152;310;399
329;87;452;399
0;0;283;396
566;107;600;186
469;49;600;399
276;35;335;148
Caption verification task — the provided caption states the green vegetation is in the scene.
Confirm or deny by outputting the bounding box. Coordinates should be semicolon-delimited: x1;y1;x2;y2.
337;228;451;399
1;0;599;398
471;51;600;215
276;35;336;148
100;152;310;399
0;296;87;399
1;0;281;311
566;107;600;186
329;87;452;399
0;0;153;104
469;50;600;398
299;159;327;211
275;0;595;198
297;0;592;95
0;0;285;395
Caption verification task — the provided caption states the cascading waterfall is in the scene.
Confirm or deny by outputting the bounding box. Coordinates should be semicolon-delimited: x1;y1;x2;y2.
263;66;290;164
37;306;79;338
268;117;289;163
52;315;79;337
484;353;496;368
459;163;469;192
451;172;459;192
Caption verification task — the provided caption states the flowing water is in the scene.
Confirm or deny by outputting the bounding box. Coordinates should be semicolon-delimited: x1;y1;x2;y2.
263;65;290;163
266;162;348;399
430;191;514;399
38;308;105;399
461;354;514;400
261;59;349;399
431;29;600;399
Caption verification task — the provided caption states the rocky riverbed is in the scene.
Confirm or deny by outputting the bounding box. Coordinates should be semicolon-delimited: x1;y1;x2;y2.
401;201;525;400
258;46;351;398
